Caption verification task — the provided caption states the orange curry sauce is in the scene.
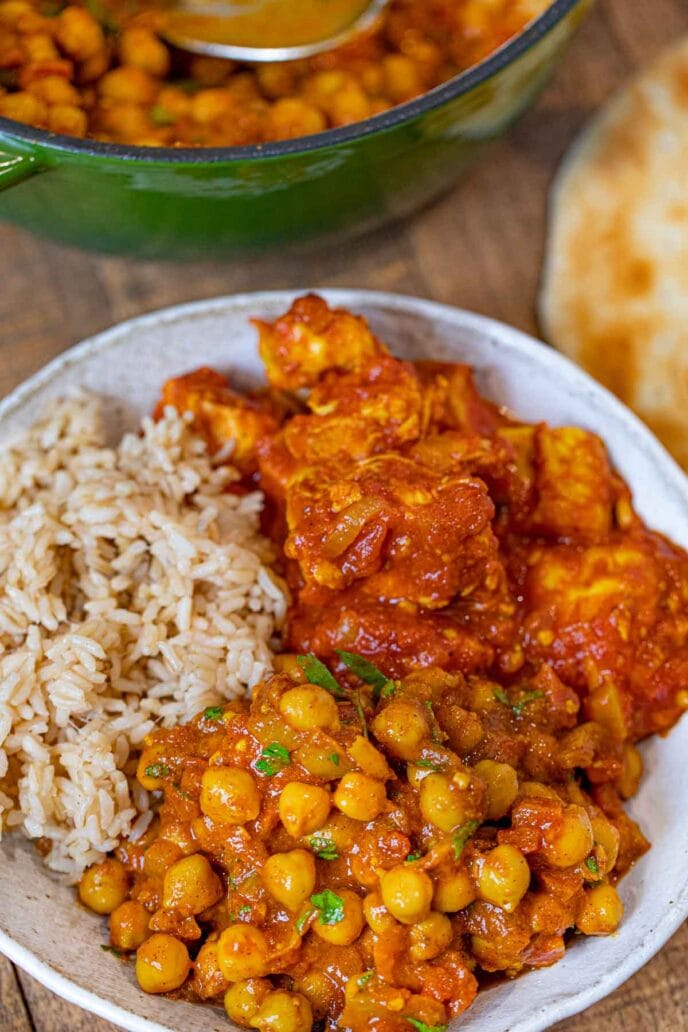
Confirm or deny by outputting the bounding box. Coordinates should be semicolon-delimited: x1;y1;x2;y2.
82;296;688;1032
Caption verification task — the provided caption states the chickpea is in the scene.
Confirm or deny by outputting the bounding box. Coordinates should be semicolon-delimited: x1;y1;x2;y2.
190;87;233;125
256;62;296;99
419;773;472;833
144;839;184;880
576;883;624;936
474;844;531;913
363;890;396;934
261;849;315;911
474;760;518;820
279;684;340;732
189;53;231;86
348;735;391;780
251;989;313;1032
380;866;434;925
78;858;129;915
162;854;222;915
292;742;345;780
312;888;364;946
0;91;47;125
544;805;594;869
279;782;330;838
433;869;476;913
98;67;158;106
409;911;453;961
217;924;270;981
224;978;271;1026
333;772;386;822
110;900;150;951
382;54;422;102
193;939;229;999
590;815;620;874
136;933;191;994
118;27;170;79
53;7;104;61
295;971;334;1019
136;744;170;790
616;743;643;799
47;104;87;137
268;97;326;140
200;767;261;825
55;7;105;60
371;699;429;760
27;75;81;106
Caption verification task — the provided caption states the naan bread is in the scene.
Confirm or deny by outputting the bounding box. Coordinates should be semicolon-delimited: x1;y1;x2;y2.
540;38;688;468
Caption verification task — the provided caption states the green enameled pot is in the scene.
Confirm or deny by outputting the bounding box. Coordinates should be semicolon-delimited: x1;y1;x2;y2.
0;0;590;259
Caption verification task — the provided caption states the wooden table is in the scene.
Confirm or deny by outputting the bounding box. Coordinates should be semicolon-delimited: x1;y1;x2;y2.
1;0;687;1028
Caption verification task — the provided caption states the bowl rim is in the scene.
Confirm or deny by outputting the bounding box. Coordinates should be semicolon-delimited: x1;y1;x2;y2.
1;287;687;1032
0;0;581;165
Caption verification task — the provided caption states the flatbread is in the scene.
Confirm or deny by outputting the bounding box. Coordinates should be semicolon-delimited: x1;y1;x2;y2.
540;38;688;468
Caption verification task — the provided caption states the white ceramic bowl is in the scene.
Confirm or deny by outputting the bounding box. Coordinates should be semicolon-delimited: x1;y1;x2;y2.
0;290;687;1032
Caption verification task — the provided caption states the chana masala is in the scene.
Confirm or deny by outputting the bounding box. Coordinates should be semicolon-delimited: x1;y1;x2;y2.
78;296;688;1032
0;0;549;146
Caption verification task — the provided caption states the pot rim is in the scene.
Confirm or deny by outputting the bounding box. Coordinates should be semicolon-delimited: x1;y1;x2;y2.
0;0;581;164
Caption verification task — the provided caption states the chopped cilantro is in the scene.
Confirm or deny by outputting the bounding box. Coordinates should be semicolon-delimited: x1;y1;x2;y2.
310;888;345;926
336;650;393;700
150;104;176;127
144;763;170;780
308;835;339;861
173;783;192;801
329;753;340;766
296;654;345;697
453;819;480;860
585;855;599;875
406;1019;448;1032
512;689;544;716
203;705;223;720
357;969;375;987
295;907;315;934
405;852;422;863
100;944;123;957
414;759;445;771
493;686;543;716
381;681;396;699
493;686;510;707
255;742;291;777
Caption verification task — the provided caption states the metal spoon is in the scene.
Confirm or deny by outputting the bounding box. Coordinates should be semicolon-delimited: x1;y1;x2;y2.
162;0;389;61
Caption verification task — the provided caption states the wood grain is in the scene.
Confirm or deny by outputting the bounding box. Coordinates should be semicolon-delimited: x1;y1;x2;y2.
1;0;687;1028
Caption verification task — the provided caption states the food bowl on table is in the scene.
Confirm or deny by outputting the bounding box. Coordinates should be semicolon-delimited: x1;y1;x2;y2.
0;288;687;1032
0;0;590;259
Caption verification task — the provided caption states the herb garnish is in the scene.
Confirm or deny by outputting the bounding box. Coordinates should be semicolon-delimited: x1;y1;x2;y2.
329;753;340;766
255;742;290;776
100;944;123;957
203;705;223;720
144;763;170;779
297;654;345;697
308;835;339;860
453;819;480;860
406;1019;448;1032
584;856;599;875
405;852;422;863
336;650;393;701
493;687;543;716
414;759;445;772
310;888;345;925
150;105;176;127
357;969;375;987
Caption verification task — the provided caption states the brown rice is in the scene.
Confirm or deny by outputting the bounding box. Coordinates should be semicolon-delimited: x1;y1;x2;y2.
0;392;287;878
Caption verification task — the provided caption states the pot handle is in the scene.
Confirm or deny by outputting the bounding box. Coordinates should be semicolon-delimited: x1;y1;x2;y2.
0;149;39;190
